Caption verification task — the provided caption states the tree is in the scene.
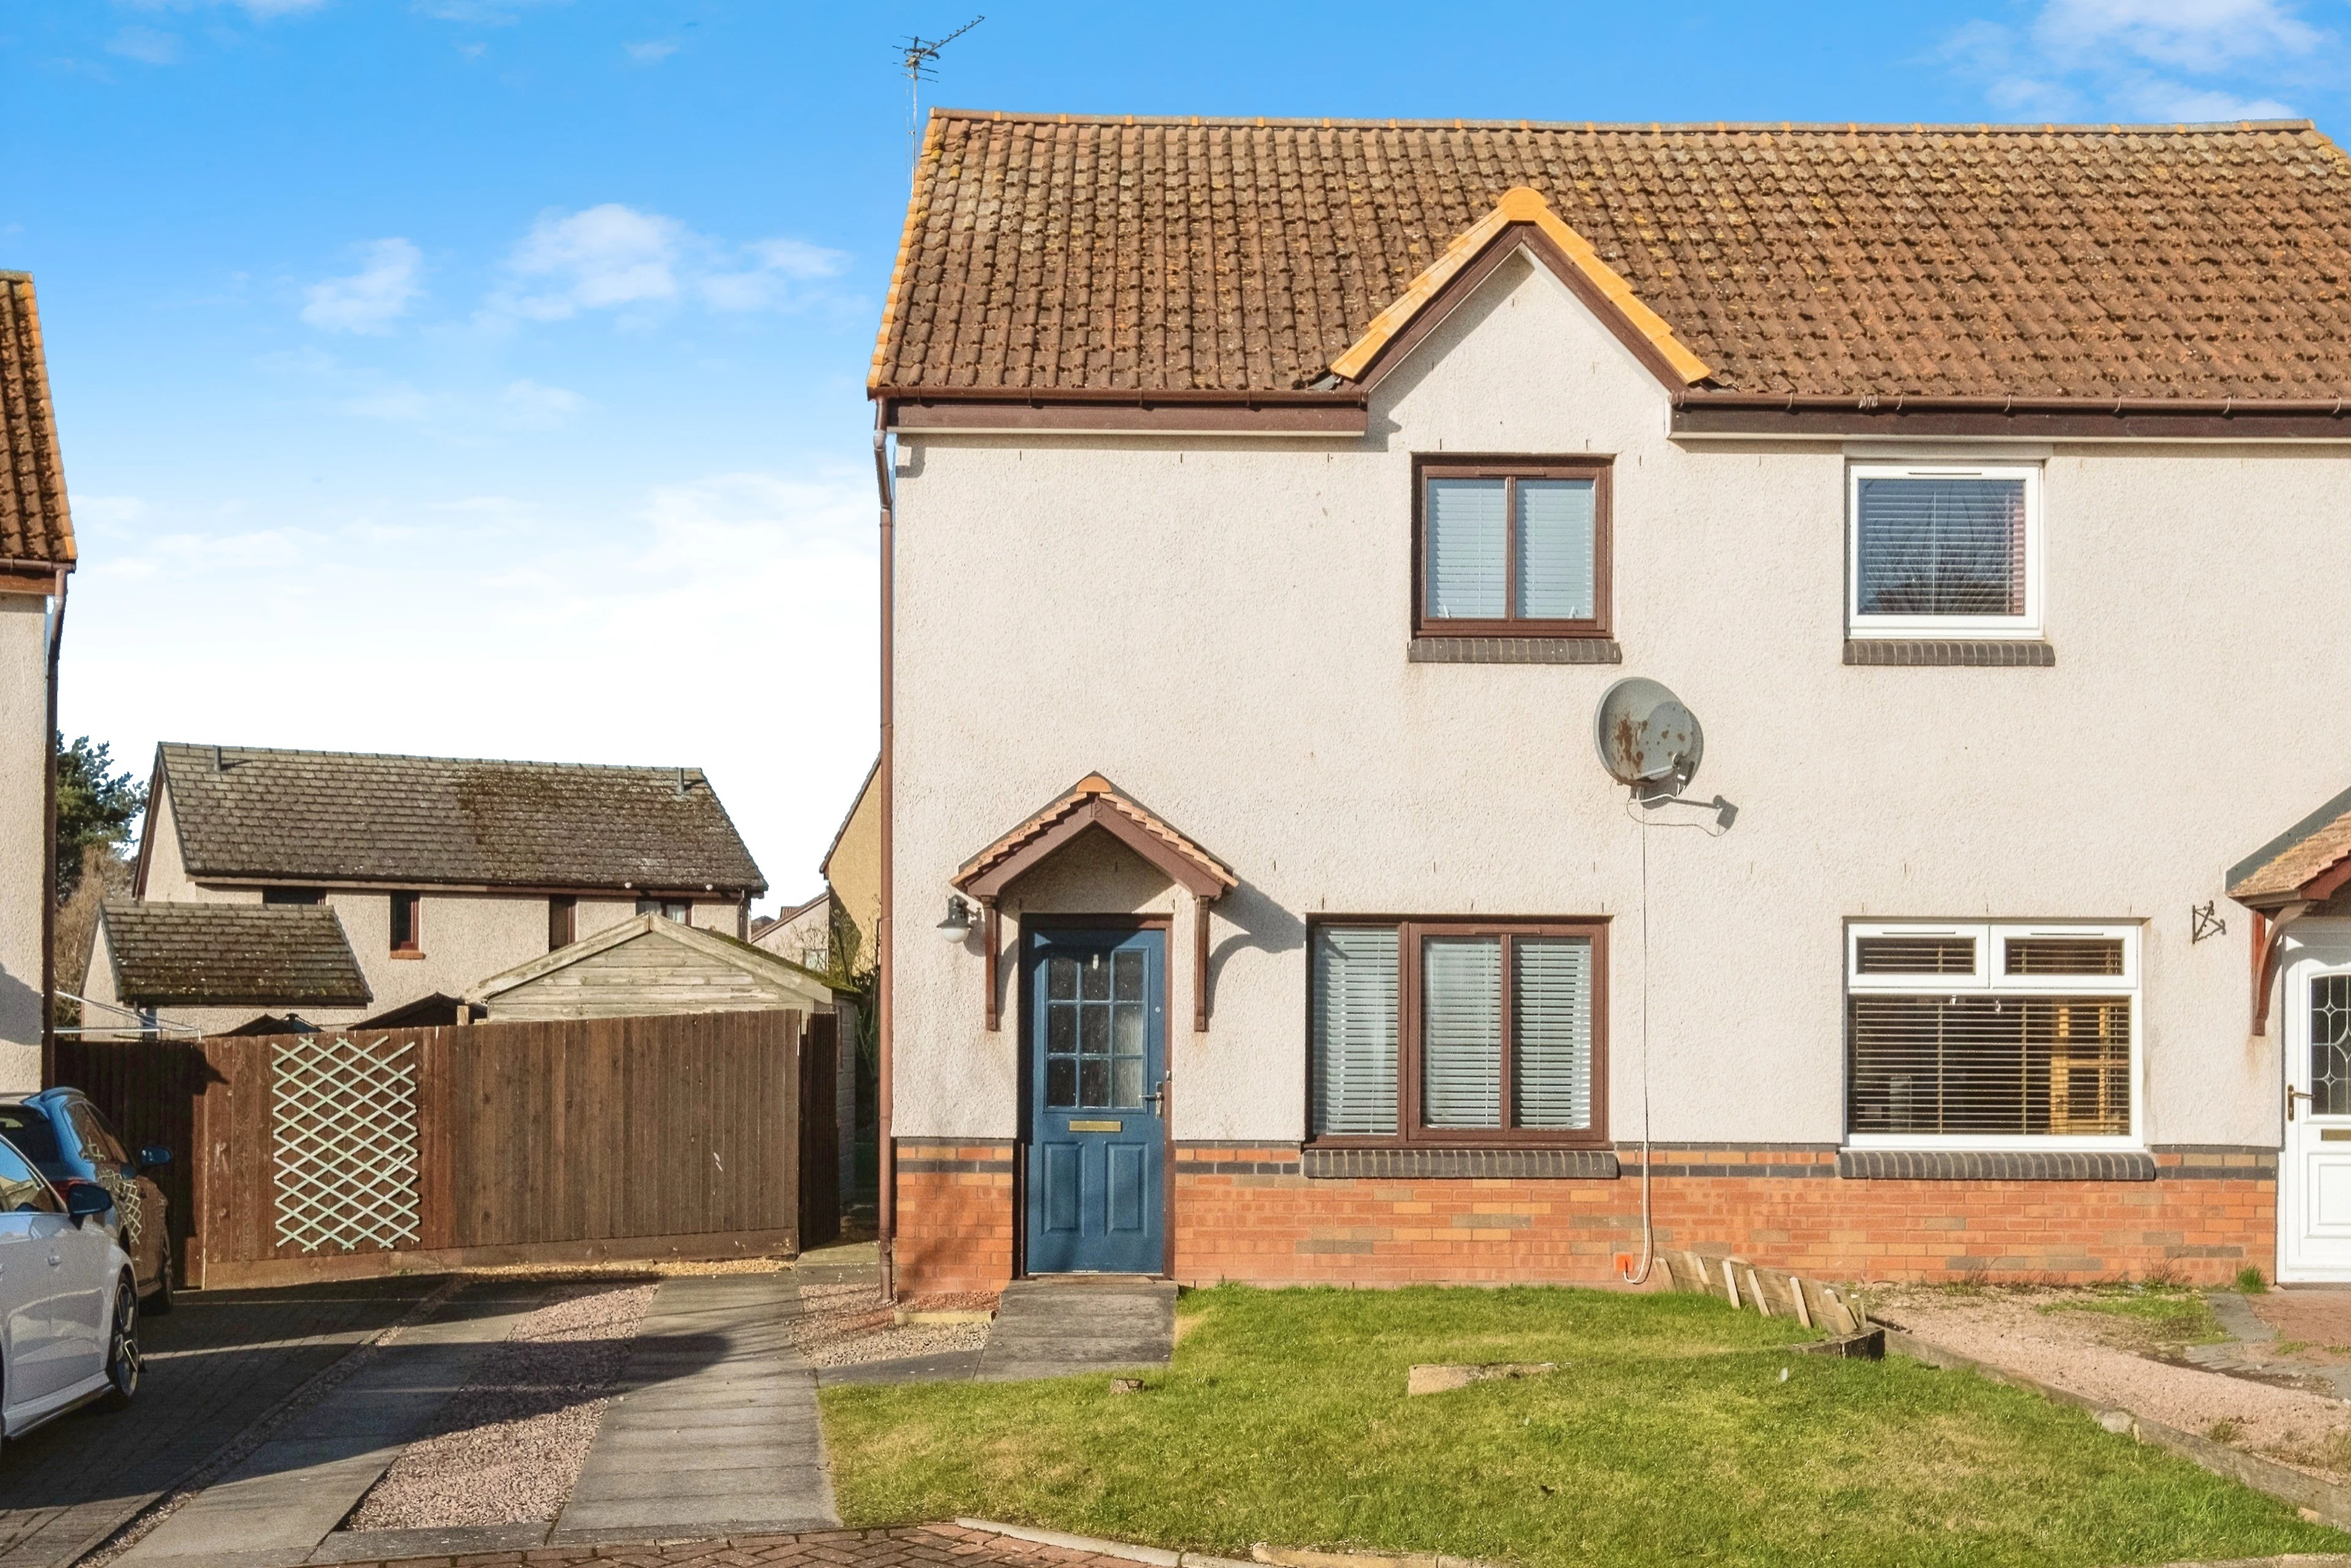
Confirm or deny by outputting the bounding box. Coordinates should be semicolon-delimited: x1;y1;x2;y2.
54;736;145;903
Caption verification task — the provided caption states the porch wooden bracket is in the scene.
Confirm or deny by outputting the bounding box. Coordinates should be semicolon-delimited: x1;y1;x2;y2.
2251;902;2311;1037
951;773;1239;1036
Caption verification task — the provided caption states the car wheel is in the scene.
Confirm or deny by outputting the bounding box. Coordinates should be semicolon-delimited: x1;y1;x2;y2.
101;1275;139;1410
147;1239;175;1316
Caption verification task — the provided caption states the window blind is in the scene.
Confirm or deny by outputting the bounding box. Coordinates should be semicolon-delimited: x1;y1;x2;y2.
1855;477;2026;617
1855;936;1976;975
1426;478;1507;620
1515;480;1595;620
1513;937;1592;1129
1311;927;1399;1136
1422;937;1502;1127
1848;994;2131;1136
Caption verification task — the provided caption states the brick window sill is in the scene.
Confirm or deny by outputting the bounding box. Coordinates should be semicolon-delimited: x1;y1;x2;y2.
389;950;426;960
1837;1148;2153;1182
1302;1147;1619;1180
1409;637;1622;666
1843;639;2055;667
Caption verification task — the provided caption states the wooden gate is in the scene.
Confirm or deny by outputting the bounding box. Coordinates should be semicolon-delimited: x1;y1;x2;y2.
58;1008;822;1288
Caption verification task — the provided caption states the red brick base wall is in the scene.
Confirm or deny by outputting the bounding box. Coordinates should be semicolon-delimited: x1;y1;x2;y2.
888;1141;2275;1294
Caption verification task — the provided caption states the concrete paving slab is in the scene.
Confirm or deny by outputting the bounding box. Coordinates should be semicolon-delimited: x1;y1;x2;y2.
977;1280;1175;1382
816;1349;984;1387
303;1523;552;1562
549;1275;836;1545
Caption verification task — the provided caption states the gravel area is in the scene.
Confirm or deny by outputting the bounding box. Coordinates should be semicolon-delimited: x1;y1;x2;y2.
345;1280;658;1531
1880;1285;2351;1479
788;1281;992;1368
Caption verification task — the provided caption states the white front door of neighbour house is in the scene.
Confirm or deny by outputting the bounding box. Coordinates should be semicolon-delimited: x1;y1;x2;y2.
2282;925;2351;1281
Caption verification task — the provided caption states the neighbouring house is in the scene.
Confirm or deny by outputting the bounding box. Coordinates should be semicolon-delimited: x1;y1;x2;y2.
751;891;834;972
821;759;880;975
466;911;836;1022
871;113;2351;1293
118;743;765;1035
0;273;74;1090
81;901;372;1038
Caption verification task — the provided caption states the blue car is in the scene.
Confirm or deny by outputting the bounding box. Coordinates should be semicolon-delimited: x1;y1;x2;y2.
0;1092;173;1314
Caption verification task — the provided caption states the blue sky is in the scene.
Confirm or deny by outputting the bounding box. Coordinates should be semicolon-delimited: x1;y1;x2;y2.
9;0;2349;912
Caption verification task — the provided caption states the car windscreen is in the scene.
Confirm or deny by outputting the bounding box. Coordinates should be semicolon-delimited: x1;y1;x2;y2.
0;1106;64;1165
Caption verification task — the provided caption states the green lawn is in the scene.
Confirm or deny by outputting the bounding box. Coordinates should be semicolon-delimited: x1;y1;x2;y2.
819;1284;2344;1568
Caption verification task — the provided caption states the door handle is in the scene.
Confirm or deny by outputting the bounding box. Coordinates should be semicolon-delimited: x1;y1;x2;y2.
2291;1086;2316;1122
1144;1080;1168;1115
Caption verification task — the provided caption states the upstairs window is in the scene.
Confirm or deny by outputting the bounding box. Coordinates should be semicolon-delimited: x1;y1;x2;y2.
1846;922;2139;1148
389;891;421;954
1417;460;1611;637
1310;918;1608;1146
1848;464;2041;638
637;897;690;923
548;895;577;952
263;887;324;906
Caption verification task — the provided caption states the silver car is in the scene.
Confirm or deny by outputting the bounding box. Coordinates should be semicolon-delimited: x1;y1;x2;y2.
0;1134;138;1438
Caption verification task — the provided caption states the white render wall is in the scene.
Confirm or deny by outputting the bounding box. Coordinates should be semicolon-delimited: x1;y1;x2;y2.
0;595;47;1089
890;250;2351;1152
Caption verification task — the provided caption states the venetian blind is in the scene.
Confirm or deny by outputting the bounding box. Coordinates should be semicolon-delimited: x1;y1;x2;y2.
1310;927;1399;1136
1513;937;1593;1130
1423;936;1503;1127
1515;479;1596;620
1426;478;1507;620
1847;994;2131;1136
1855;476;2027;617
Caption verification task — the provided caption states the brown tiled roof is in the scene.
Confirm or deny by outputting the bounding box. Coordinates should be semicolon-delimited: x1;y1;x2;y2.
956;773;1235;899
873;114;2351;401
1;272;74;569
156;744;767;894
99;901;370;1007
2230;784;2351;905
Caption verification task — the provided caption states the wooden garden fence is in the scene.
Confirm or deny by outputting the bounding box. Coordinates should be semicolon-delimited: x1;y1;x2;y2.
55;1008;837;1288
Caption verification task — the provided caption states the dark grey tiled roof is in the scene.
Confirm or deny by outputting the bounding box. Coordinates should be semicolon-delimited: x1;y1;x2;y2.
156;744;766;893
100;901;370;1007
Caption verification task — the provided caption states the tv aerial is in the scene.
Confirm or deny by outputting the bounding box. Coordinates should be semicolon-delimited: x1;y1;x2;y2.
899;17;984;173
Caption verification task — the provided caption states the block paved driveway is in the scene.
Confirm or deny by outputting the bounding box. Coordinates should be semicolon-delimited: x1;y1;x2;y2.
0;1277;446;1568
329;1523;1161;1568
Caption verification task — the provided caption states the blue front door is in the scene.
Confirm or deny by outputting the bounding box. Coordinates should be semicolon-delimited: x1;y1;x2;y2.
1025;927;1167;1275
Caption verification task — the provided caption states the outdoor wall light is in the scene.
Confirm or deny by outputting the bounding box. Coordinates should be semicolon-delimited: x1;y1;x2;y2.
936;894;975;942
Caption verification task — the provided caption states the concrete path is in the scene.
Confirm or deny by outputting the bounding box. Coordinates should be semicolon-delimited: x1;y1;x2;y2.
324;1521;1185;1568
976;1278;1175;1382
0;1278;446;1568
113;1285;546;1568
550;1274;838;1545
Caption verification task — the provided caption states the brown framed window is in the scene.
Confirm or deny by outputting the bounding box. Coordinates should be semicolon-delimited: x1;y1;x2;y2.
636;896;690;923
263;887;324;906
1308;918;1608;1147
1415;457;1611;637
389;891;421;954
548;895;577;951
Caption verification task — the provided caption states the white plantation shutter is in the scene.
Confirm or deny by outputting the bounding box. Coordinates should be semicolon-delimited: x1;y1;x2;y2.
1514;480;1596;620
1425;478;1507;620
1422;937;1502;1127
1855;476;2027;617
1311;928;1399;1136
1513;937;1593;1129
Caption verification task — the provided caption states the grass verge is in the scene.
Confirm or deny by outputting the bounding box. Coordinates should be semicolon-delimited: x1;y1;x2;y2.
819;1284;2343;1568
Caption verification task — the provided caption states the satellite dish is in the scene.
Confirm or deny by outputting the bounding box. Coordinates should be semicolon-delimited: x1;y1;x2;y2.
1594;677;1703;794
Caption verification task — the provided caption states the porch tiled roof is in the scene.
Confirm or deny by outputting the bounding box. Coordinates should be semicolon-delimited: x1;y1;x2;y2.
956;774;1235;899
874;113;2351;401
2229;784;2351;906
99;901;370;1008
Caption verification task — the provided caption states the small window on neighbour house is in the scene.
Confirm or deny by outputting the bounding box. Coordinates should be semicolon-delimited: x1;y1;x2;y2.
636;897;689;923
548;896;577;952
1848;465;2041;637
389;891;421;953
1845;923;2139;1147
1418;461;1610;637
263;887;324;906
1309;920;1607;1145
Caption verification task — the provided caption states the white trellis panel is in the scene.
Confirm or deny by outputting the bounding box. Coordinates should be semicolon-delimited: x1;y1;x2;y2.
271;1034;422;1253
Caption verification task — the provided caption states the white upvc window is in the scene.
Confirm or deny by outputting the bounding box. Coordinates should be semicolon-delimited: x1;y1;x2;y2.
1847;463;2042;639
1845;921;2141;1151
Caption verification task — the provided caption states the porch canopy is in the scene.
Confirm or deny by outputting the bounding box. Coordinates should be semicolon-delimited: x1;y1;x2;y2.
2229;782;2351;1030
953;773;1236;1031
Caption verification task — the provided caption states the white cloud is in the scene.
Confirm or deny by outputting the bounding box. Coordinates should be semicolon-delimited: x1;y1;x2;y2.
500;378;583;427
488;205;846;323
626;39;678;63
413;0;567;23
1945;0;2326;120
105;26;182;63
300;238;424;334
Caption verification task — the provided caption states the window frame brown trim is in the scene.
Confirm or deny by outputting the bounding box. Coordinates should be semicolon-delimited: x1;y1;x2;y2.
389;890;422;955
548;895;577;952
1306;915;1611;1150
1412;456;1614;641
